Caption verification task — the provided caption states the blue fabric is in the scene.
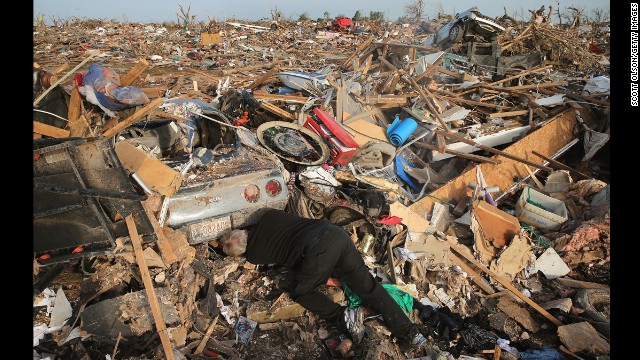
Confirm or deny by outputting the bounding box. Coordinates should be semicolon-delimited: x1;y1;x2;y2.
83;62;149;110
394;156;422;192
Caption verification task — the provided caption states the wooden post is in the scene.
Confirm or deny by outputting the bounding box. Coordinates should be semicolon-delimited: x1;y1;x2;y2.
142;200;177;265
387;240;397;284
34;51;100;106
450;244;563;326
449;252;495;294
125;215;176;360
34;121;70;138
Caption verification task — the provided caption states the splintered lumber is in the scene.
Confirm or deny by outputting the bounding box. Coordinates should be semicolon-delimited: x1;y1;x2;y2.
260;101;296;121
456;64;554;96
450;244;562;326
120;58;149;86
415;57;444;82
436;93;505;109
489;110;529;118
402;74;449;131
101;97;164;138
142;200;177;265
448;252;495;294
34;121;70;138
436;130;553;172
531;150;591;180
67;85;90;137
125;215;176;360
411;109;577;216
248;67;279;90
341;34;375;69
194;316;219;355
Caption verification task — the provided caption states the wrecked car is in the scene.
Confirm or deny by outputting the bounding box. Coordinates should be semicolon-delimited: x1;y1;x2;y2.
465;41;545;79
122;100;291;245
424;7;505;49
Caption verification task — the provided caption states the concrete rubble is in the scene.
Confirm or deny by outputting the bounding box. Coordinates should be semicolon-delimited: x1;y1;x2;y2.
33;6;610;360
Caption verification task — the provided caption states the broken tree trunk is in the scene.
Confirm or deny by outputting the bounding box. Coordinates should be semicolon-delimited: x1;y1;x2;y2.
125;215;176;360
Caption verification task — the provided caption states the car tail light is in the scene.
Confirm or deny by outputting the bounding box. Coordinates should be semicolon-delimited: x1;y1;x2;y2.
265;180;282;197
243;184;260;203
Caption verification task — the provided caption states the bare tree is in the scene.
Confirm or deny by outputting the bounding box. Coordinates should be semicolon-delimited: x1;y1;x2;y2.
589;7;610;24
176;3;196;29
404;0;426;23
271;6;283;22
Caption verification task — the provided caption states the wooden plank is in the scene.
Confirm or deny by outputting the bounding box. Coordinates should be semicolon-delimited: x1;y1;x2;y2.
341;35;375;69
170;76;185;95
125;215;176;360
120;58;149;86
531;150;590;180
414;57;444;82
410;109;577;217
142;199;178;265
248;67;279;90
101;97;164;138
33;121;70;138
523;164;545;190
450;244;563;326
260;101;296;121
138;87;167;99
222;60;285;75
51;63;70;75
361;54;374;75
556;277;610;289
449;252;495;294
194;316;219;355
489;110;529;118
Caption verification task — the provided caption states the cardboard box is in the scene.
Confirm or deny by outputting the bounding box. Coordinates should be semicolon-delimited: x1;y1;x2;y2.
516;186;568;230
201;33;222;45
472;199;520;249
115;141;183;197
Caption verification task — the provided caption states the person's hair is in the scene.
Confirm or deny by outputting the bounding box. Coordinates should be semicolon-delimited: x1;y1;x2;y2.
219;229;248;257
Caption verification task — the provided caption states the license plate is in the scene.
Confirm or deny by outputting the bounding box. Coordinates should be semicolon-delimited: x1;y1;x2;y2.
189;216;231;243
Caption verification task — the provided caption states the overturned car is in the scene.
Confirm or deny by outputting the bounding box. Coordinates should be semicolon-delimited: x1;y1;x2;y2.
424;7;505;49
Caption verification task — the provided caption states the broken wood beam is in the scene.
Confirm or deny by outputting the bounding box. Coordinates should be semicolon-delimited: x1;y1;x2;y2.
341;34;375;69
260;101;297;121
436;93;506;109
531;150;590;180
100;97;165;138
450;244;562;326
142;200;178;265
248;67;280;90
413;141;500;164
67;84;89;137
387;240;397;284
125;215;176;360
372;42;439;52
437;130;553;172
34;121;70;138
414;57;444;82
120;58;150;86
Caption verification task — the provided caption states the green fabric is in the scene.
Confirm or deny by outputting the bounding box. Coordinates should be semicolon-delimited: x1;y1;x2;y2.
342;283;414;315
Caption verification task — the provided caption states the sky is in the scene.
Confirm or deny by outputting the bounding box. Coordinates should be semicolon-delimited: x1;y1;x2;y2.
33;0;610;25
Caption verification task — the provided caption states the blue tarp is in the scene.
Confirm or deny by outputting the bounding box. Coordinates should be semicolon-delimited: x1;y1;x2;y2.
82;62;149;110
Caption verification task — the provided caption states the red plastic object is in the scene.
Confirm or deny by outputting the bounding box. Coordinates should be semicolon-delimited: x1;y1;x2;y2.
333;18;353;29
303;108;359;167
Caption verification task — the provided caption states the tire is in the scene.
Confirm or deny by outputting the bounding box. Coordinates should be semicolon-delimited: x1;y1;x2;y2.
448;23;463;43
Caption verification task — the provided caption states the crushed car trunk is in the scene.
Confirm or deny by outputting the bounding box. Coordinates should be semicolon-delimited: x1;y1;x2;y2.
33;138;157;264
